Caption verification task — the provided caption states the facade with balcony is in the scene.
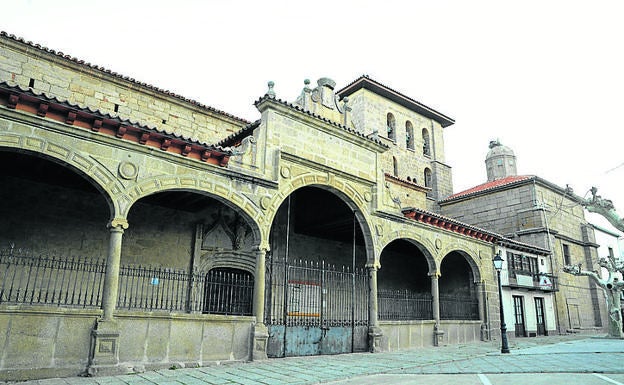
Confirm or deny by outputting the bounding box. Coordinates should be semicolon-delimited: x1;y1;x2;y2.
498;243;558;336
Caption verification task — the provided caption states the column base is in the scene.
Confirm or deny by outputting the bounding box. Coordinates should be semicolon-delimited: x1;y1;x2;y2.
433;325;445;347
252;323;269;361
368;326;383;353
87;319;122;376
480;323;490;341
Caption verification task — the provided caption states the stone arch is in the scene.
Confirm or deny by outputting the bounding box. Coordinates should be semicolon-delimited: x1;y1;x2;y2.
379;234;437;275
439;247;482;284
263;174;376;264
126;176;263;247
0;133;122;223
196;250;256;276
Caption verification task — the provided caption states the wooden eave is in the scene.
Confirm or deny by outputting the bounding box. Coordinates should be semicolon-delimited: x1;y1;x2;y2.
402;207;551;255
0;82;231;166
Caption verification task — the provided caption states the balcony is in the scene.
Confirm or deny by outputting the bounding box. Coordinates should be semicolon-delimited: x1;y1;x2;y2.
506;270;558;292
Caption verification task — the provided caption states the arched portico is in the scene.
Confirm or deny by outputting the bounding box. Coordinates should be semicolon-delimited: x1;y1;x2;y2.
263;177;376;265
439;250;482;320
264;184;373;357
377;238;436;321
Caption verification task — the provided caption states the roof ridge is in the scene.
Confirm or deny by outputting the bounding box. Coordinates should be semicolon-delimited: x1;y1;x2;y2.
442;175;536;202
336;74;455;126
254;95;388;148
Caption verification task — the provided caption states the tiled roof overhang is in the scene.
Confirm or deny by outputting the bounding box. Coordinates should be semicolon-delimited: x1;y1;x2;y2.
0;82;232;166
336;75;455;128
440;175;535;203
402;207;551;255
216;120;261;148
440;175;585;206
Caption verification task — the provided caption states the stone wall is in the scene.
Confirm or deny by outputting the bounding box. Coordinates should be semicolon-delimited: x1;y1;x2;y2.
345;87;452;201
0;307;253;381
0;36;246;145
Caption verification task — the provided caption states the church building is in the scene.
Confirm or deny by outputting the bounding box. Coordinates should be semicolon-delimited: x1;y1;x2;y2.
0;32;602;380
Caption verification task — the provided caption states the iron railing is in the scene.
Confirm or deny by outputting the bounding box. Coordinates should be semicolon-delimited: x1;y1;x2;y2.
0;248;254;316
202;268;253;316
0;248;106;308
265;256;369;327
117;266;254;314
117;265;192;312
378;289;433;320
507;270;559;291
440;295;479;320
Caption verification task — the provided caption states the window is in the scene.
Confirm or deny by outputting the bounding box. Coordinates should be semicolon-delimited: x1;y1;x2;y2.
387;113;396;141
422;128;431;156
563;244;572;264
563;244;571;265
405;121;414;150
507;252;538;273
424;168;432;188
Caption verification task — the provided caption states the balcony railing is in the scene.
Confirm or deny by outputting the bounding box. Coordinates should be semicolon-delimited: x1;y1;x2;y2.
507;270;558;291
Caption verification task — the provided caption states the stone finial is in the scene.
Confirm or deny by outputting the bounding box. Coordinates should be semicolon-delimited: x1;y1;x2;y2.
489;139;501;149
304;79;311;91
317;77;336;89
266;81;275;98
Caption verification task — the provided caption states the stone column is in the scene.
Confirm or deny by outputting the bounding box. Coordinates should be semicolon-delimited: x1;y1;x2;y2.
252;247;269;360
101;220;126;320
367;262;383;352
88;218;128;376
431;272;445;346
475;281;487;340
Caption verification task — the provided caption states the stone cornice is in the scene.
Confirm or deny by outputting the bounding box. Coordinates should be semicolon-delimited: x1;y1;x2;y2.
384;173;431;193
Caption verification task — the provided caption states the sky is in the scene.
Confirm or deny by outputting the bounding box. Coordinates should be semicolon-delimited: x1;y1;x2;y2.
2;0;623;238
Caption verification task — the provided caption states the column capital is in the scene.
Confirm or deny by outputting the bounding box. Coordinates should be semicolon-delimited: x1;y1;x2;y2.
108;218;129;230
365;261;381;270
428;270;441;278
254;245;270;253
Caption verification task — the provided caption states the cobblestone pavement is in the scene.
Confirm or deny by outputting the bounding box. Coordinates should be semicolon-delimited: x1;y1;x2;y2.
6;335;624;385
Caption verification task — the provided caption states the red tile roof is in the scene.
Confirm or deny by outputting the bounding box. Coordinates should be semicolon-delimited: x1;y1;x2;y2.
442;175;535;202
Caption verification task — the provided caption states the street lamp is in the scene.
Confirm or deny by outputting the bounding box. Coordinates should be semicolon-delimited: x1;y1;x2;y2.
493;251;510;354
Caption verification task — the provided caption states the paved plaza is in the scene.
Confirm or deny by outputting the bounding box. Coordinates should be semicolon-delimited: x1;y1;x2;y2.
5;334;624;385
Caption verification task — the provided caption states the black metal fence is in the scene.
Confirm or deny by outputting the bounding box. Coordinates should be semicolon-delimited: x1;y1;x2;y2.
117;265;193;312
265;257;369;327
0;248;106;308
0;248;254;316
440;295;479;320
202;268;253;316
378;289;433;320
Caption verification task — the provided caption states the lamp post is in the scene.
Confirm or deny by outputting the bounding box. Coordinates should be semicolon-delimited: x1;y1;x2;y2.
493;251;510;354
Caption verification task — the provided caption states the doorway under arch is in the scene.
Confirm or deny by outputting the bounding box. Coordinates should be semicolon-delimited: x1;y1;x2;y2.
378;239;434;320
265;186;370;357
439;252;479;320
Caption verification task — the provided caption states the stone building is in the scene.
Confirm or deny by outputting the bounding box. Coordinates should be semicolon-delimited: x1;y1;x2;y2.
0;32;579;380
440;140;608;334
